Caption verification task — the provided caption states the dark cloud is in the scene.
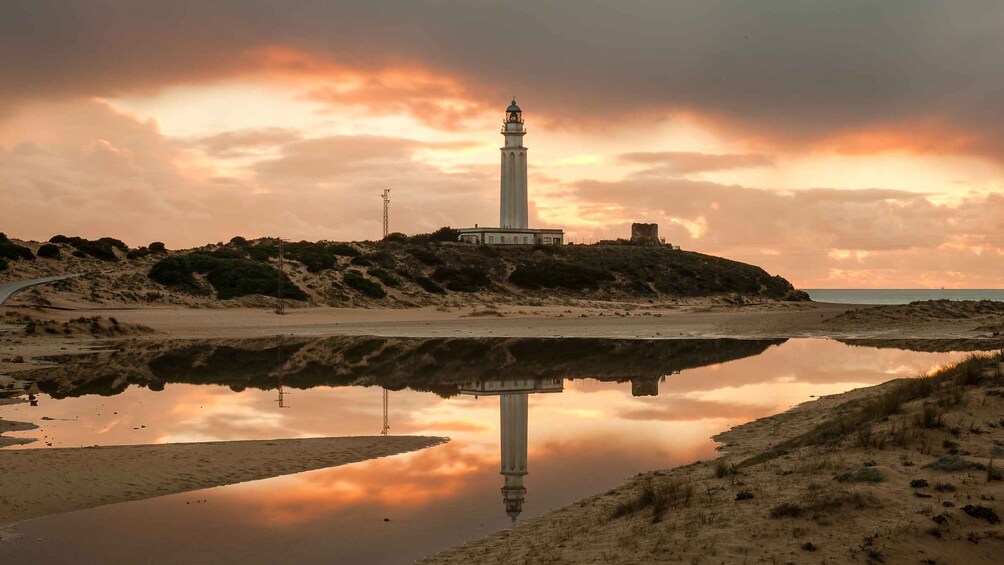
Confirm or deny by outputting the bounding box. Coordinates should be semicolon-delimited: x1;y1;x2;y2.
4;2;1004;156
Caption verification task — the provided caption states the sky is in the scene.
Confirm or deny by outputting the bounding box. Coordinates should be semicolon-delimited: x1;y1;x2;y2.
2;1;1003;288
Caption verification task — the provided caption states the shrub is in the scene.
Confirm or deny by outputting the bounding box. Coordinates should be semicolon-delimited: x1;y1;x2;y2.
0;257;7;271
923;455;985;472
126;247;151;260
407;247;444;266
367;268;401;287
509;260;613;291
0;233;34;261
432;266;491;292
148;253;307;300
383;232;408;243
148;241;167;253
350;256;373;267
343;270;386;299
611;479;691;523
37;243;61;258
834;467;883;483
910;479;929;488
228;236;249;247
414;276;445;294
769;502;804;519
49;235;127;261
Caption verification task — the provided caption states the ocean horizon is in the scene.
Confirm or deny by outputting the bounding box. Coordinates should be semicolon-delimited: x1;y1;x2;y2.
805;289;1004;305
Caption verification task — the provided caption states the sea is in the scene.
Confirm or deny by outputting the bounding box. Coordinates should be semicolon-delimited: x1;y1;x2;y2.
805;289;1004;305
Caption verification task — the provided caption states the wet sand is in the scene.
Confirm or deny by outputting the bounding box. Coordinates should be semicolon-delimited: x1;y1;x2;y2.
0;435;446;529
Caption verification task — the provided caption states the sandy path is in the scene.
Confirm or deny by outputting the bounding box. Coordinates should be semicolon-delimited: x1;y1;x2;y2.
0;435;446;528
0;275;80;306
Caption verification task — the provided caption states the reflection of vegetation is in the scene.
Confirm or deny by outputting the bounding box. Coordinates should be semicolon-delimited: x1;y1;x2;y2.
31;336;785;399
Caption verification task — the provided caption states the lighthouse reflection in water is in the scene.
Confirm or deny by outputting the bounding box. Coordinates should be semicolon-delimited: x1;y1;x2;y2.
459;378;563;524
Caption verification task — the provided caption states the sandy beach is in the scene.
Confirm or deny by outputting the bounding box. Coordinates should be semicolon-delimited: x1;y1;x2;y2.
0;435;446;530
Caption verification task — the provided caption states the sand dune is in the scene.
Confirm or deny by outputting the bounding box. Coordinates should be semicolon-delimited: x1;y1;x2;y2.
0;435;446;528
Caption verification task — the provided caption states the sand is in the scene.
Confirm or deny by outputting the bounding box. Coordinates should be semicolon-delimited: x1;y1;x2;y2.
421;359;1004;564
0;435;446;529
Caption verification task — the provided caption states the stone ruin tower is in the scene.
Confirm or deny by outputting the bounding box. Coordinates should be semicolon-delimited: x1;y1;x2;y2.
630;223;660;245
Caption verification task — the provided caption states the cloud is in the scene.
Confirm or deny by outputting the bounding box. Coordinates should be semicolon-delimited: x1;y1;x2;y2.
566;175;1004;286
5;2;1004;157
619;151;774;175
0;100;497;247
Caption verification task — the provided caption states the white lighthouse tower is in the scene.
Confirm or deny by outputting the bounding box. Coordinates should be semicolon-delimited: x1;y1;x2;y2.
500;99;528;229
457;99;563;245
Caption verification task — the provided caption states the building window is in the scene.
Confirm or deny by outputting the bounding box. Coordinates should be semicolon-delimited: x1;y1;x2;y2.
543;237;551;244
501;236;506;243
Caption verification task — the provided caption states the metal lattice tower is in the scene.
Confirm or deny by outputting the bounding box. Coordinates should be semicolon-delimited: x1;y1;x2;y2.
381;189;391;238
381;389;389;435
275;238;285;315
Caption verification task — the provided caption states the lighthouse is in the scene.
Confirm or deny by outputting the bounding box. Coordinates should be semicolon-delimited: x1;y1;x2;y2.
500;99;529;229
458;99;564;245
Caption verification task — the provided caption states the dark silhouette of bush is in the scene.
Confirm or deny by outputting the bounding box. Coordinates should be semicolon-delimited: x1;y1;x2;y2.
343;270;386;298
228;236;249;248
0;233;35;261
209;247;247;260
126;247;151;260
0;257;8;271
509;261;614;291
71;250;87;259
432;266;491;292
37;243;61;259
350;256;373;267
149;253;307;300
407;247;444;266
49;235;128;261
149;241;167;253
383;232;408;243
414;276;445;294
367;268;401;287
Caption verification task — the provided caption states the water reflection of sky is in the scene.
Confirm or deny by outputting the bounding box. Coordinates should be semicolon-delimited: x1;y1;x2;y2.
0;339;976;564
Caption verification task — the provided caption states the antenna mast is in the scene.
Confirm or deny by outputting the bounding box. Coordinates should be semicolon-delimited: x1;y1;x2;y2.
275;238;285;315
382;189;391;238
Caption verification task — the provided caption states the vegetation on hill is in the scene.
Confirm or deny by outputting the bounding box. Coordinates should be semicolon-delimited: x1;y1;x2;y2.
0;233;34;261
148;253;307;301
49;235;129;261
139;234;806;304
36;243;61;258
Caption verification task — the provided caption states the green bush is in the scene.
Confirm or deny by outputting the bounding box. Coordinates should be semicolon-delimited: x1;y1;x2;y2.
509;260;613;291
126;247;151;260
367;268;401;287
432;266;491;292
407;247;444;266
0;233;34;261
343;270;386;298
414;276;445;294
148;253;307;300
49;235;127;261
37;243;61;259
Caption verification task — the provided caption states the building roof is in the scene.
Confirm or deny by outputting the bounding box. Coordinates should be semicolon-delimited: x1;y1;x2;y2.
506;98;521;113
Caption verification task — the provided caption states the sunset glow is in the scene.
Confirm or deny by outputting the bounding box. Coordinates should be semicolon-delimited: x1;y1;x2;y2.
3;2;1003;287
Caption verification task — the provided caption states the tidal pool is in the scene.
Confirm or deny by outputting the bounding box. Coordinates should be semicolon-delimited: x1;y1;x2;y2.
0;338;986;564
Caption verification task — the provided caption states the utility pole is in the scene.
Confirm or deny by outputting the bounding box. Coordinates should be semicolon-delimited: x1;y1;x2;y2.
382;189;391;239
275;238;285;315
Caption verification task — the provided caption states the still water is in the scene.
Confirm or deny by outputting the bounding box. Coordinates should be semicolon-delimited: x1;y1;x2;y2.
806;288;1004;304
0;338;987;564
